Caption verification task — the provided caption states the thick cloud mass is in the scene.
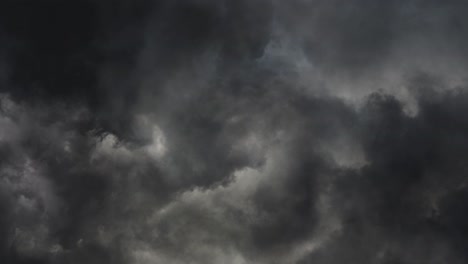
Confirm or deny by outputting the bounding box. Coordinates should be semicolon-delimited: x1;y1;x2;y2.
1;1;468;263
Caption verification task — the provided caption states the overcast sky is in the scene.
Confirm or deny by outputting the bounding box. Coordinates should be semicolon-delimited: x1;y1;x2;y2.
1;1;468;263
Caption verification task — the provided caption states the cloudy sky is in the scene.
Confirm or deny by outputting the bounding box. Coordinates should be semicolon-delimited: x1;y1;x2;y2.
1;1;468;263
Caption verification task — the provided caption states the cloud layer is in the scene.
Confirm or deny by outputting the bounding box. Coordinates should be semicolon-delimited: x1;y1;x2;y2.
1;1;468;263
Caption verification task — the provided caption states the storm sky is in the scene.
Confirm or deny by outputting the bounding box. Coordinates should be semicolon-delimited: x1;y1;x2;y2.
1;1;468;263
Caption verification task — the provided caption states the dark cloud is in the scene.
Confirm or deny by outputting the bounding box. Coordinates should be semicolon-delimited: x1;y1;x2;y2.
1;1;468;264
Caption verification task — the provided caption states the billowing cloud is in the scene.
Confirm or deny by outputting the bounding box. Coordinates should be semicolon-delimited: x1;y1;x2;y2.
1;1;468;263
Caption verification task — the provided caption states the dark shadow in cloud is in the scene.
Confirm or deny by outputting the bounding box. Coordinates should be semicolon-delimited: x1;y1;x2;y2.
302;86;468;264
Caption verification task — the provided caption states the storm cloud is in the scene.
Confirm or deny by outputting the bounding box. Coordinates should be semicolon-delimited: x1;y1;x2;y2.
1;1;468;263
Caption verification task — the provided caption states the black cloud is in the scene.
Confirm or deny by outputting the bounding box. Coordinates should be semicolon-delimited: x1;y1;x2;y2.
1;1;468;264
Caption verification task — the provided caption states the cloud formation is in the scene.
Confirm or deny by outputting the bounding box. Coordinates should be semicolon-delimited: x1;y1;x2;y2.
1;1;468;263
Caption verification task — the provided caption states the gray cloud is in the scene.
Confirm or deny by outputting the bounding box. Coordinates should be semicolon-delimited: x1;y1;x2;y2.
1;1;468;263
